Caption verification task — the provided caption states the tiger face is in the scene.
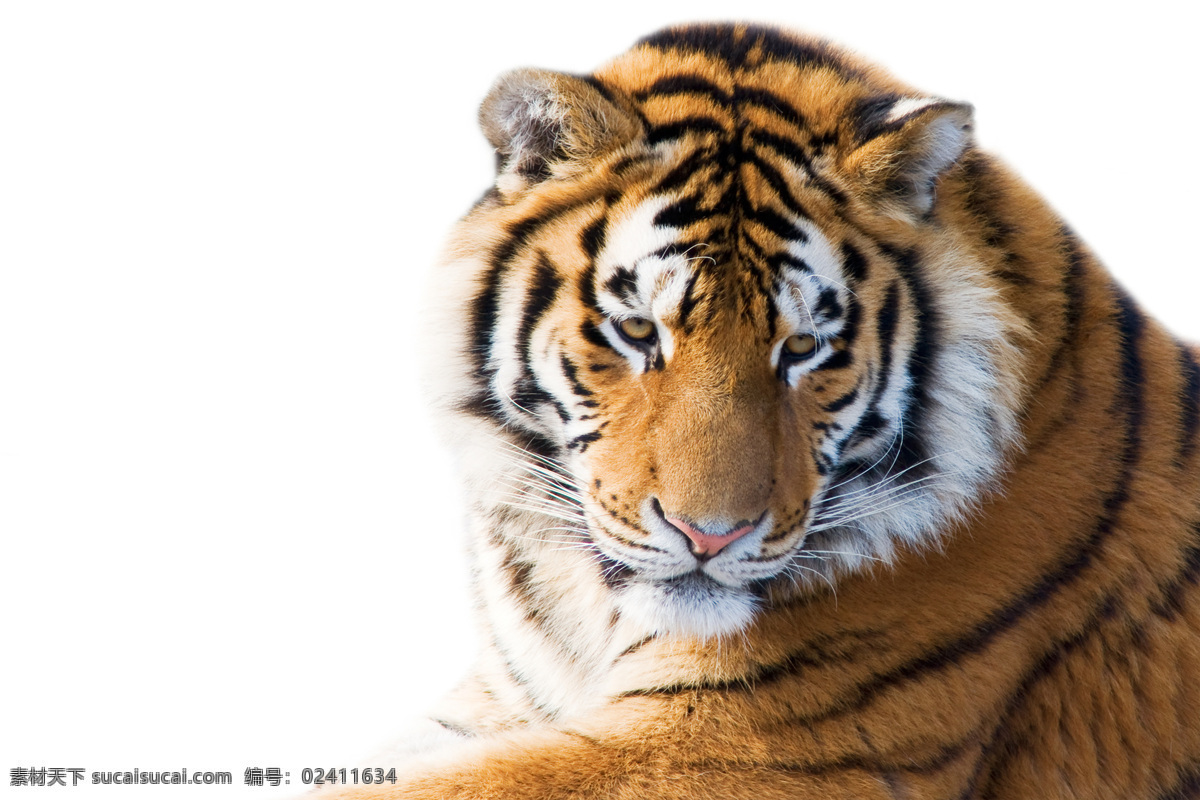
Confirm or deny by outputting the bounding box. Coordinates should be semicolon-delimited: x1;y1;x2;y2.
437;33;1027;639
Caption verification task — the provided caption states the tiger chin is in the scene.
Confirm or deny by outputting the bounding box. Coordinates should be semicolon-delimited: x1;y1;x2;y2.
326;23;1200;800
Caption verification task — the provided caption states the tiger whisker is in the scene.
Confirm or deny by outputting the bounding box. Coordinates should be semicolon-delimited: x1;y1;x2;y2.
783;561;838;599
499;480;584;509
813;444;965;508
818;425;908;495
497;438;580;481
813;469;959;514
797;549;889;564
495;500;589;525
808;485;954;532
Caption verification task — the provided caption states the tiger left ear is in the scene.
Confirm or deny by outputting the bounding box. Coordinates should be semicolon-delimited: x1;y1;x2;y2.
845;96;975;218
479;69;642;196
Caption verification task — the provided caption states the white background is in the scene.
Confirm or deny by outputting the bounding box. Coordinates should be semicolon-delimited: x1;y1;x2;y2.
2;2;1196;797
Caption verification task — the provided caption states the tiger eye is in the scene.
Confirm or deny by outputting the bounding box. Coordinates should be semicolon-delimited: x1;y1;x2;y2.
783;333;818;358
619;317;656;341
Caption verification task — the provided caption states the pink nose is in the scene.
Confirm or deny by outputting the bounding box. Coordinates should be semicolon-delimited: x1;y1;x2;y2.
665;515;757;557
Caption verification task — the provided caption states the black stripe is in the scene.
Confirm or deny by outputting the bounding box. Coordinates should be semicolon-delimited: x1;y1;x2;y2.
821;387;859;414
609;152;657;176
822;279;1147;716
611;635;657;663
514;431;563;464
676;732;977;780
1177;343;1200;468
481;543;567;716
471;210;578;375
749;26;851;74
841;242;869;284
814;287;843;320
581;320;615;351
456;390;505;426
1158;762;1200;800
559;353;593;398
814;347;853;373
470;219;535;374
732;85;807;129
516;253;563;364
844;280;900;450
838;292;862;346
652;147;715;195
768;734;977;778
634;73;731;105
511;379;570;424
500;555;541;623
748;128;816;173
637;24;757;68
638;24;850;76
566;430;602;452
850;410;888;442
851;93;904;144
748;128;847;203
506;253;567;423
580;216;607;262
1149;521;1200;621
678;271;702;330
579;262;598;312
1113;288;1147;456
603;266;638;301
959;153;1019;256
748;205;808;243
767;251;811;274
653;191;722;228
1034;228;1088;395
645;117;727;146
743;150;809;219
593;549;633;589
598;523;664;554
887;246;937;480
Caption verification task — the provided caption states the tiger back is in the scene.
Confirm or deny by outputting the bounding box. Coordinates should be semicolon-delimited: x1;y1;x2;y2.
332;23;1200;800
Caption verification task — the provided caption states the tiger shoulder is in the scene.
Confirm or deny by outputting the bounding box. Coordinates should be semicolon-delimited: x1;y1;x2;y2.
325;23;1200;800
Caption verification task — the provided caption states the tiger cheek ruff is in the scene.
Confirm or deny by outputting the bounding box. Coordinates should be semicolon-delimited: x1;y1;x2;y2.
327;24;1200;800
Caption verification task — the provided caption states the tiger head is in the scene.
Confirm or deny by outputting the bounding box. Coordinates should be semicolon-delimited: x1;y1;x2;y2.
431;25;1029;640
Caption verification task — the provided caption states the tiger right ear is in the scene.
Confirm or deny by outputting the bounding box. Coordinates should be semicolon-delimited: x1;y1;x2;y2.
845;95;975;219
480;69;641;195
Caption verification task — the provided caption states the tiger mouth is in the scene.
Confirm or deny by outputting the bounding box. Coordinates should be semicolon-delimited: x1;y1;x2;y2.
651;570;749;598
611;562;765;640
587;524;791;592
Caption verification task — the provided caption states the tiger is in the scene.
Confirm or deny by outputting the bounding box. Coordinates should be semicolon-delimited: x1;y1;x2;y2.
326;23;1200;800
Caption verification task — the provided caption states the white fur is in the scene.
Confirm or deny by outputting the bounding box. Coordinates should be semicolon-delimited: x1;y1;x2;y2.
593;195;709;365
884;96;942;124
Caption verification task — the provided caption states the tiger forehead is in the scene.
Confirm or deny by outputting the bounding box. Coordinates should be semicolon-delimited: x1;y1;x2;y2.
591;189;849;333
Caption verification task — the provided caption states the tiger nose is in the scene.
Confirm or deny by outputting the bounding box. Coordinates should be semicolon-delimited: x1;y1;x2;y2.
663;513;763;558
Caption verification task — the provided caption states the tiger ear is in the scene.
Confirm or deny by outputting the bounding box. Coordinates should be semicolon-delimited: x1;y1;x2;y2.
845;96;974;218
480;69;641;195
